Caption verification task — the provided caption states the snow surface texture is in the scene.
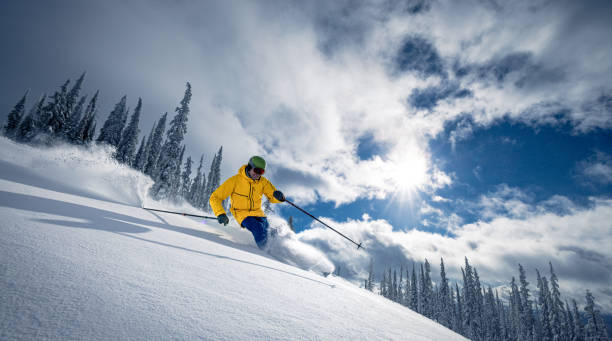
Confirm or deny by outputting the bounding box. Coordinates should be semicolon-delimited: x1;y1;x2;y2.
0;137;465;340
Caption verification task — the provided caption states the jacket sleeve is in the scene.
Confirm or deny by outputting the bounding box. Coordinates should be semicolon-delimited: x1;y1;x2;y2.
209;176;235;216
263;178;282;204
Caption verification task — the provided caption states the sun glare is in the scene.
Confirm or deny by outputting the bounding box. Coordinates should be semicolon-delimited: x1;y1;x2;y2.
386;152;429;207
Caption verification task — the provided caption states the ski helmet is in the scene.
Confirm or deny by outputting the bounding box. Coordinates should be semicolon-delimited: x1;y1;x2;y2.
248;156;266;174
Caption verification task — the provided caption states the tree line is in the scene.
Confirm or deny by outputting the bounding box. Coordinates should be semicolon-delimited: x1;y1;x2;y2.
365;257;609;340
2;72;222;211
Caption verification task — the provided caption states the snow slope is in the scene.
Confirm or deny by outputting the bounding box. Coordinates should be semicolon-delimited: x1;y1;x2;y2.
0;137;465;340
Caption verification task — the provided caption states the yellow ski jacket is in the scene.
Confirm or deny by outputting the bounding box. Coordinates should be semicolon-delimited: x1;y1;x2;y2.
209;165;281;225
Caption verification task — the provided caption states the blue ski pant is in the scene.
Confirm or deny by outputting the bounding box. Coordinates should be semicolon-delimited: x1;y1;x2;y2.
241;216;269;250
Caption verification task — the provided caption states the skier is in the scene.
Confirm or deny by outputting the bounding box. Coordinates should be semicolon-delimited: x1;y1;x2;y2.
209;156;285;249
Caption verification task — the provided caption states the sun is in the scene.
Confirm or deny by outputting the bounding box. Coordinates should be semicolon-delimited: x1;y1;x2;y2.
385;151;429;207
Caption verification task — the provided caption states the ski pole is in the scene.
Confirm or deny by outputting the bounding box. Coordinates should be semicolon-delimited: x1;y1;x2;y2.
285;199;364;250
142;207;217;220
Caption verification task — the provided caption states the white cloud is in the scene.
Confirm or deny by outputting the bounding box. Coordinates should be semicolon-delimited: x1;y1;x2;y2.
579;152;612;185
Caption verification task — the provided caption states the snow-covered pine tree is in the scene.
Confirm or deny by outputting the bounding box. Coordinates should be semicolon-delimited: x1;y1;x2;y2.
439;258;452;329
518;264;534;341
537;269;553;341
566;300;576;341
410;264;419;312
496;290;509;340
132;136;147;170
380;270;387;297
483;287;501;340
72;91;98;144
97;95;128;147
62;72;86;138
188;155;205;207
472;268;484;340
548;262;566;341
454;283;464;335
150;83;191;199
4;89;29;138
169;145;186;199
16;94;47;142
144;113;167;177
44;79;71;137
584;291;609;341
392;269;398;302
398;266;404;305
66;95;87;142
509;277;521;341
134;124;155;172
462;258;481;340
116;98;142;164
180;155;193;199
204;146;223;211
365;259;374;292
63;72;86;135
423;259;434;319
572;299;585;341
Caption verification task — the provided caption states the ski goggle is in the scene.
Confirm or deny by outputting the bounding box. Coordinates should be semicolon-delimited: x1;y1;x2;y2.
252;167;265;175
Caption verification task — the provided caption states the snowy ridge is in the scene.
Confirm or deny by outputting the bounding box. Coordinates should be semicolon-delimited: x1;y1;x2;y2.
0;137;465;340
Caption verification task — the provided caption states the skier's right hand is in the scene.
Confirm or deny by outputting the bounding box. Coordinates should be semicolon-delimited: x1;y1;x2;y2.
217;214;229;226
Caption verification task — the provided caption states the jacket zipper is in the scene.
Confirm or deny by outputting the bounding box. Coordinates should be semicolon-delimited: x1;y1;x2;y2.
249;183;253;211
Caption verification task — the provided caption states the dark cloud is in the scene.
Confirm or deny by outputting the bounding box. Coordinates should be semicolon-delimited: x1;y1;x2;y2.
466;52;566;89
269;166;327;189
403;0;433;14
395;36;446;77
409;82;473;110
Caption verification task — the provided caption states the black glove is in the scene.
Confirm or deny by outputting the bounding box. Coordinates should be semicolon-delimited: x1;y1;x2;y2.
217;213;229;226
273;190;285;202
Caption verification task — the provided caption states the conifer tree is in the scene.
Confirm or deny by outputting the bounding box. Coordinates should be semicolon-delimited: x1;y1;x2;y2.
204;146;223;211
18;94;47;142
97;95;128;147
134;124;154;172
518;264;534;341
144;113;167;177
116;98;142;164
63;72;86;138
65;72;86;120
572;299;584;341
169;145;186;199
549;262;565;341
132;136;147;170
454;283;464;335
73;91;99;144
46;79;71;136
67;95;87;141
180;155;193;198
439;258;452;328
537;269;554;341
509;277;521;341
566;300;576;341
410;264;418;312
189;155;205;207
365;258;374;292
584;291;609;341
4;89;29;138
151;83;191;199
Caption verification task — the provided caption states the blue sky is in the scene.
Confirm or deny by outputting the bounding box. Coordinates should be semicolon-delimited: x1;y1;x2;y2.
1;0;612;313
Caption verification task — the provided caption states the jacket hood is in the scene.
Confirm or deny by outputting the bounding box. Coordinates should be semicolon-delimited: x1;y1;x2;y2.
238;164;259;182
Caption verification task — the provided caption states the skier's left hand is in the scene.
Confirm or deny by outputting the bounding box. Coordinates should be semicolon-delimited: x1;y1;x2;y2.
273;190;285;202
